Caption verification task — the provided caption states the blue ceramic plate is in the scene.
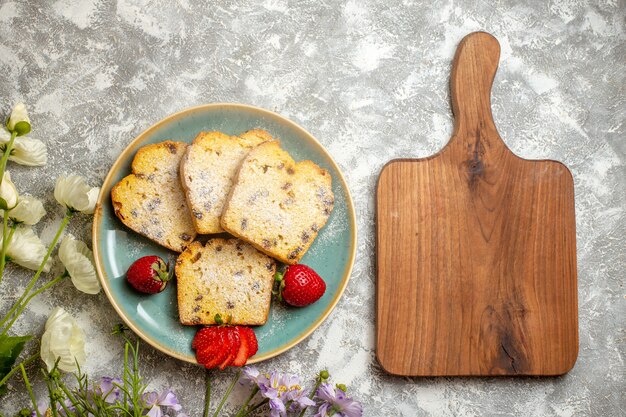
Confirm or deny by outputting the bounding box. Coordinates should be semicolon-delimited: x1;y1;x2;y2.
93;104;356;364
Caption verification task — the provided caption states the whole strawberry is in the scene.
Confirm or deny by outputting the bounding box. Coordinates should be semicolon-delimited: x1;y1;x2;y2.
126;256;172;294
275;264;326;307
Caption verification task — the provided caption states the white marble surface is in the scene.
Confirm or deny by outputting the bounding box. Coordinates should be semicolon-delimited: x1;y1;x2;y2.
0;0;624;415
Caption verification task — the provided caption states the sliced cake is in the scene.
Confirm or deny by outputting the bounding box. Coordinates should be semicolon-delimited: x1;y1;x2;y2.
220;141;334;264
179;129;273;234
111;141;196;252
176;238;276;325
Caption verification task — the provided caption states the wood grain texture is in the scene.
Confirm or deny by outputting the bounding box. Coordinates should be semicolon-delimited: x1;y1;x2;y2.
376;32;578;376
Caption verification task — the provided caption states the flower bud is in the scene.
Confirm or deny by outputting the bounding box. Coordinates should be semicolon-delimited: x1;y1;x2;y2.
0;171;18;210
6;103;31;136
319;370;330;380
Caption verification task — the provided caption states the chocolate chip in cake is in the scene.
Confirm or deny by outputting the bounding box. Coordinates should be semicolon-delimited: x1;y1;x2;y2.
287;247;303;260
146;198;161;211
195;294;203;301
180;233;192;241
192;251;202;263
287;167;295;175
216;245;223;252
193;210;203;219
241;218;248;230
281;182;292;190
167;143;177;154
226;301;235;309
301;231;310;243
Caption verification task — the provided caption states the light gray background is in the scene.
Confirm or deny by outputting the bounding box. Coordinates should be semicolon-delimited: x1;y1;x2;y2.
0;0;624;415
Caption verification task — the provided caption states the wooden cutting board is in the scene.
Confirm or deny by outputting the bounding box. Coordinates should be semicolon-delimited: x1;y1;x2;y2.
376;32;578;376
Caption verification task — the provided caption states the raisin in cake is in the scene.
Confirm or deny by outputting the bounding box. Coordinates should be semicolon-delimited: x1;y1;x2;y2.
111;141;196;252
179;129;273;234
220;141;334;264
176;238;276;325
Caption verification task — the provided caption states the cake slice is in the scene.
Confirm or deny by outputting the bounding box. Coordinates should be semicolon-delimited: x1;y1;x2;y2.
220;141;334;264
111;141;196;252
179;129;273;234
176;238;276;325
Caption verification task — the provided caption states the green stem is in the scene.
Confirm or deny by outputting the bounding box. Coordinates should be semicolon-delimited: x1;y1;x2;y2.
0;211;72;332
203;371;211;417
41;370;60;417
57;396;75;417
0;352;39;388
0;212;10;282
0;130;17;177
235;386;259;417
20;363;42;417
241;399;269;417
0;273;67;337
298;377;323;417
212;370;241;417
59;383;81;414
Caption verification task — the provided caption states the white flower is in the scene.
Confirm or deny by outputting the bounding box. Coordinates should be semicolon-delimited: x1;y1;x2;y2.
3;225;51;272
54;175;100;214
11;137;47;166
58;234;100;295
0;127;9;142
0;171;18;210
0;127;48;166
6;102;31;135
40;307;86;372
2;195;46;225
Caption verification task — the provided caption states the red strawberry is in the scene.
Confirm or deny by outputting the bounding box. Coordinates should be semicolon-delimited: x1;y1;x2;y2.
231;327;250;367
193;327;229;369
240;327;258;358
276;264;326;307
218;328;240;370
192;325;258;369
126;256;172;294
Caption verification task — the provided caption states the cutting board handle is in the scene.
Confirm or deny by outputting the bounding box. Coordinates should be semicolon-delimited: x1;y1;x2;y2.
450;32;505;152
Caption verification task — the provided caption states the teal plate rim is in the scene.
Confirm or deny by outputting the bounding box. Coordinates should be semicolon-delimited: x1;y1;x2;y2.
92;103;357;365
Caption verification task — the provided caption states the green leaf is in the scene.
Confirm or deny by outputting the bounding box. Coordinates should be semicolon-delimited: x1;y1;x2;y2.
0;335;32;395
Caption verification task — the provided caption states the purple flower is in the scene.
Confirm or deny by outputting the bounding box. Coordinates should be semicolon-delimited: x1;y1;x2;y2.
268;397;287;417
97;376;123;403
313;383;362;417
143;389;182;417
285;388;316;413
252;371;316;417
240;366;264;387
